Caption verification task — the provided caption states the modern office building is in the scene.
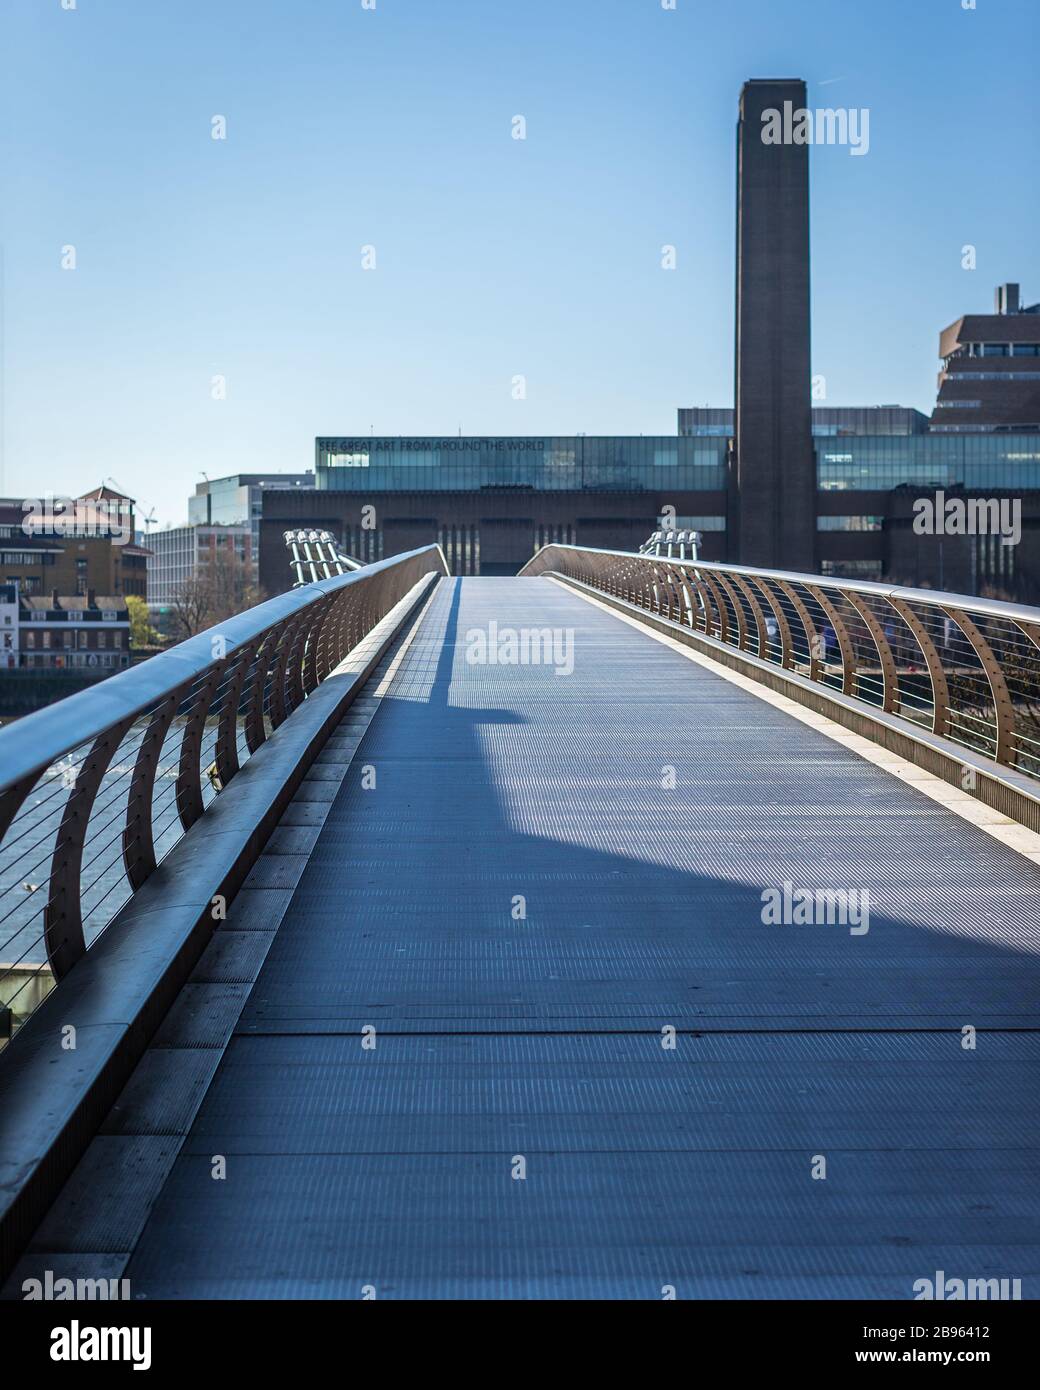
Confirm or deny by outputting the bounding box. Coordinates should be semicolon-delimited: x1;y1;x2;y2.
931;283;1040;432
732;78;816;571
147;523;252;613
147;474;308;623
679;406;930;437
257;429;1040;599
259;436;731;588
814;433;1040;592
188;472;314;562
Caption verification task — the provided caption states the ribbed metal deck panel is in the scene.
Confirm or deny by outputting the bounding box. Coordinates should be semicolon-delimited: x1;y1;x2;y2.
122;577;1040;1298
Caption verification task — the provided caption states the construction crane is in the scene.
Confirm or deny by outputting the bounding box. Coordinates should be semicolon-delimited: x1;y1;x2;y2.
284;529;364;587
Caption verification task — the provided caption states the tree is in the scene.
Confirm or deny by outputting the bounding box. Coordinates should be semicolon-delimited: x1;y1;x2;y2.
169;550;265;642
205;548;264;623
126;594;160;648
169;574;214;640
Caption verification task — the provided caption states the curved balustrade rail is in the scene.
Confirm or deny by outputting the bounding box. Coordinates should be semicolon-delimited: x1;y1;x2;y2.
0;545;447;1038
521;544;1040;782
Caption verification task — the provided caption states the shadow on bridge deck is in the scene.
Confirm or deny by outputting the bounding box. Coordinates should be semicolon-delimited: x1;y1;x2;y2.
26;578;1040;1298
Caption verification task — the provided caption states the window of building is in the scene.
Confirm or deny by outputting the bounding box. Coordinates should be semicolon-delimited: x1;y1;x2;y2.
982;343;1010;357
396;449;438;468
930;424;1004;433
816;516;884;532
658;515;726;531
2;550;55;565
317;436;729;495
947;371;1040;381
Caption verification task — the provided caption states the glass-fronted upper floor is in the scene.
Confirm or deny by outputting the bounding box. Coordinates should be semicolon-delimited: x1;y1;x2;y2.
189;473;315;527
316;437;729;492
817;433;1040;490
189;478;252;527
316;432;1040;495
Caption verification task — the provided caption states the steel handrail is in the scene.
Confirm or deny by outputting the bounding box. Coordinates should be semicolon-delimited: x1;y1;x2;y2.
0;545;447;1021
520;542;1040;628
520;543;1040;779
0;545;444;793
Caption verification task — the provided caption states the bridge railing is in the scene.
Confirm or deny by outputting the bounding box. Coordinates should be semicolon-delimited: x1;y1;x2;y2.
0;545;447;1041
521;544;1040;781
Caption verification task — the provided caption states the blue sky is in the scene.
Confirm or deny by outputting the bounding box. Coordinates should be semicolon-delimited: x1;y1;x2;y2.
1;0;1037;525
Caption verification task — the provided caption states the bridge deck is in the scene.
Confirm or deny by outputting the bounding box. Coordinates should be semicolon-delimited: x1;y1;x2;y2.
102;578;1040;1295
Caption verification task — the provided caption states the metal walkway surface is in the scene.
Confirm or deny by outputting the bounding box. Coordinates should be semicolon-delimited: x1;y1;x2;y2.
112;577;1040;1297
